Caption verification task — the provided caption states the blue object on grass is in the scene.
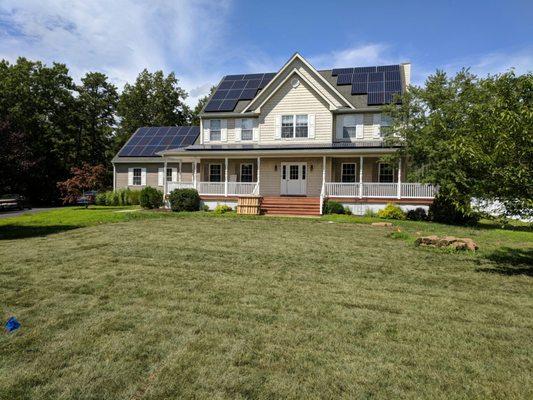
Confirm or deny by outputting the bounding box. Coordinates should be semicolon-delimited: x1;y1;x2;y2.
5;316;20;332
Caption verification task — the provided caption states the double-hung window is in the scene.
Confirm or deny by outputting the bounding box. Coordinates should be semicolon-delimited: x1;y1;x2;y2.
342;115;357;139
210;120;221;141
241;119;253;141
341;163;356;183
132;168;142;186
209;164;222;182
166;168;173;182
378;163;394;183
240;164;253;182
379;114;393;138
281;114;308;138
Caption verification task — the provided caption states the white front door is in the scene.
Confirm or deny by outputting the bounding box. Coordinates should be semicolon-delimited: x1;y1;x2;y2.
281;162;307;195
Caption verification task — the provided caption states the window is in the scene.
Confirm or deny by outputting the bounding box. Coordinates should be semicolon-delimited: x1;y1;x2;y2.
342;115;357;139
209;164;222;182
379;163;394;183
289;165;299;179
240;164;253;182
210;119;221;141
281;115;294;138
241;119;253;141
281;114;308;138
166;168;173;182
132;168;142;186
282;165;286;179
341;163;356;183
295;115;308;138
380;114;393;137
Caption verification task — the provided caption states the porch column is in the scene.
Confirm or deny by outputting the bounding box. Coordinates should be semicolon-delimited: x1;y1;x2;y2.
193;160;197;189
321;156;326;193
224;157;228;197
163;158;168;196
397;158;402;199
257;157;261;195
359;156;364;198
179;161;182;183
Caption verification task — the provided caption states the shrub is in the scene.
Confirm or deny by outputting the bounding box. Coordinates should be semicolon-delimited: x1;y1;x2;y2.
105;190;119;206
364;208;377;217
168;188;200;212
201;204;210;212
95;192;107;205
343;206;353;215
429;194;479;225
324;201;345;214
377;203;406;220
139;186;163;209
406;207;428;221
214;204;233;214
127;190;141;205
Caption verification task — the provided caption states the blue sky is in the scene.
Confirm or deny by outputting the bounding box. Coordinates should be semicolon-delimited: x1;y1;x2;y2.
0;0;531;106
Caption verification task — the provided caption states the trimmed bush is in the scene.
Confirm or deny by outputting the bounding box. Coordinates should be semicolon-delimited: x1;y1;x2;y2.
377;203;406;220
406;207;428;221
324;201;345;215
139;186;163;209
429;195;479;225
214;204;233;214
168;188;200;212
95;192;107;205
127;190;141;205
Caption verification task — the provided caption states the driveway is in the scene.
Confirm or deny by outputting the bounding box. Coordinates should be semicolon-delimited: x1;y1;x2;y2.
0;207;57;219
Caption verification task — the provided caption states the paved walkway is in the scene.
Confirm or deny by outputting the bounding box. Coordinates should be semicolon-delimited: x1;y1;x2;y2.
0;207;57;219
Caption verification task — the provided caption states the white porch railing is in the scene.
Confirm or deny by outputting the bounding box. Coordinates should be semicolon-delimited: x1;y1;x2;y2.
325;182;437;199
167;181;195;192
197;182;225;195
228;182;258;196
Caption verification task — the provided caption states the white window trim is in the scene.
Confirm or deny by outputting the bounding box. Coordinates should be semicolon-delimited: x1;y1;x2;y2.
130;167;145;186
280;114;309;139
209;163;222;182
209;119;222;142
240;163;254;182
341;162;357;183
336;114;364;141
378;162;394;183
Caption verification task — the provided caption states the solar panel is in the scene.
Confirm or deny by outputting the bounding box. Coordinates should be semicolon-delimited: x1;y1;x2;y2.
204;72;276;112
117;126;200;157
331;64;403;105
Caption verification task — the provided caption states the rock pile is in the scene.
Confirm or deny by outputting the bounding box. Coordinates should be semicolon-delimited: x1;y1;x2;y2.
415;235;478;251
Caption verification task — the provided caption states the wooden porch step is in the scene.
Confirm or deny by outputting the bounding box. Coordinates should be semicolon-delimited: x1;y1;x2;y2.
261;197;321;216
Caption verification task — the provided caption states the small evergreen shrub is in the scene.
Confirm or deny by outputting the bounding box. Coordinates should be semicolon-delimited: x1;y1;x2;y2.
214;204;233;214
139;186;163;209
377;203;406;220
95;192;107;205
324;201;345;214
429;194;479;225
406;207;428;221
168;188;200;212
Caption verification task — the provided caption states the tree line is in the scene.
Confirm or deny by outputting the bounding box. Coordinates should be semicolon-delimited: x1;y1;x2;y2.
0;57;214;204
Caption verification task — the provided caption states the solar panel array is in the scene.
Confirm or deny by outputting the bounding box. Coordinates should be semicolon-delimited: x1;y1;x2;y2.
204;73;276;112
118;126;200;157
331;65;402;105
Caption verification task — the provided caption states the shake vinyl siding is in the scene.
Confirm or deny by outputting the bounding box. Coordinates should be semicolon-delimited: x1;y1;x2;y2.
259;75;332;144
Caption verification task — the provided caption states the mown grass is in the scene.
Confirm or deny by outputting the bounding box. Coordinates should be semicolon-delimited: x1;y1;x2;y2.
0;208;532;399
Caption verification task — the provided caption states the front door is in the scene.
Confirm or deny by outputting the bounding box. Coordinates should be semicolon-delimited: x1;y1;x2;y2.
281;162;307;195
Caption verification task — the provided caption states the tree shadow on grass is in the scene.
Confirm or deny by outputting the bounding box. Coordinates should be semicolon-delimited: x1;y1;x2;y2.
476;247;533;276
0;225;81;240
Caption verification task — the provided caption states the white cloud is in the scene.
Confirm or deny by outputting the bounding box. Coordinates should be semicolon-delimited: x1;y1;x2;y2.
310;43;396;69
0;0;232;106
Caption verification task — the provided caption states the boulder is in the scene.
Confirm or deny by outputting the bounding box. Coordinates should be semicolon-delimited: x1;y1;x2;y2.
415;235;478;251
371;222;393;227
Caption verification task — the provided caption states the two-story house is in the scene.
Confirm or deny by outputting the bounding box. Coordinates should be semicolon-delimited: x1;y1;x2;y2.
112;53;437;215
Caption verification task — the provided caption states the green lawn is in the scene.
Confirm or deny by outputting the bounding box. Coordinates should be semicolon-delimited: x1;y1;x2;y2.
0;207;532;399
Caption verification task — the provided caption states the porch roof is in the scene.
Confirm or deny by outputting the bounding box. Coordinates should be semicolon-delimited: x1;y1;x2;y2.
158;141;401;158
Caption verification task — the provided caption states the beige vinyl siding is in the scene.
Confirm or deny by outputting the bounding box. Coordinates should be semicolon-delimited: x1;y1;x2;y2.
330;157;406;182
259;74;332;144
250;57;346;111
115;163;193;190
259;157;324;197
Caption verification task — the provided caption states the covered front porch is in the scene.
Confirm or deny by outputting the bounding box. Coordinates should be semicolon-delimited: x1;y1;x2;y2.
160;154;437;208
